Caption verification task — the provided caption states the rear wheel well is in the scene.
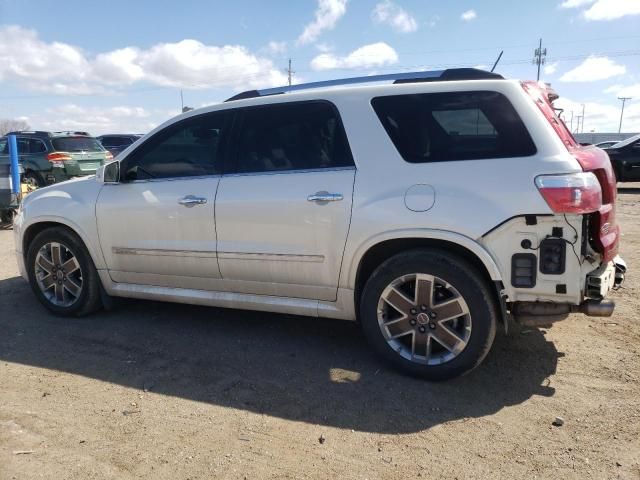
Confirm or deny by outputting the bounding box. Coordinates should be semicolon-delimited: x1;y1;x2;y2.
355;238;499;317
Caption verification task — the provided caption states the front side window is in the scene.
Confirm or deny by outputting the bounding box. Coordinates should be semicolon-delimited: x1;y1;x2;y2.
372;91;536;163
0;139;7;154
123;111;229;181
235;101;354;174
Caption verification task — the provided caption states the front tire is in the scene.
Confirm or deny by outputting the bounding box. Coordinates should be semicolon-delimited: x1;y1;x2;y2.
26;227;102;316
360;249;497;380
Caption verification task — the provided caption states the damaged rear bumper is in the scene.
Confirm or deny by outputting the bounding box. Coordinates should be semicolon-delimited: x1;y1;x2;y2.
512;256;626;327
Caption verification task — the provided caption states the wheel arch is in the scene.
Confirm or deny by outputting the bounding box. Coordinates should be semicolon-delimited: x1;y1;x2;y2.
349;231;503;314
21;217;107;270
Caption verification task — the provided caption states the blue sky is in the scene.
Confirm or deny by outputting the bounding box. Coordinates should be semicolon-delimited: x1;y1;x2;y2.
1;0;639;134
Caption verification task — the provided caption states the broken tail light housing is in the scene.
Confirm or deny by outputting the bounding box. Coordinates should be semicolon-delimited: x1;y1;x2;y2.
535;172;602;214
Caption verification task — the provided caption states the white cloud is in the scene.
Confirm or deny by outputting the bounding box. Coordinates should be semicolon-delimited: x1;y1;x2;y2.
22;104;165;136
559;56;626;82
315;42;334;53
0;25;288;94
372;1;418;33
555;96;640;132
264;41;287;56
297;0;348;45
310;42;398;71
544;62;559;75
605;83;640;97
558;0;640;20
584;0;640;20
461;9;477;21
559;0;595;8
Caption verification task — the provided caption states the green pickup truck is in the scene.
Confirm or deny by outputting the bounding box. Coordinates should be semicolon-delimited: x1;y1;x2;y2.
0;131;112;187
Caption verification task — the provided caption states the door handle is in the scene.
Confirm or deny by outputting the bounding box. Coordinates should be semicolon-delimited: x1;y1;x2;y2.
307;192;344;203
178;195;208;207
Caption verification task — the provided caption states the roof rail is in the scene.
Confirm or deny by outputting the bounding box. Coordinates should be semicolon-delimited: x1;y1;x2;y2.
4;130;51;137
225;68;503;102
53;131;91;136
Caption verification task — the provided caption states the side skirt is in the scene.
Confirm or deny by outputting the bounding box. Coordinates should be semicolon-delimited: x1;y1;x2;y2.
98;270;356;321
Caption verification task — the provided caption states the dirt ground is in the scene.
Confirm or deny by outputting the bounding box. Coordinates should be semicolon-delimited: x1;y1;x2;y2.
0;186;639;480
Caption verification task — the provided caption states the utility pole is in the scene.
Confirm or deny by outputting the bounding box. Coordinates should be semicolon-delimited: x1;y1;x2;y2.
575;116;582;134
617;96;632;133
180;90;184;111
286;58;295;86
581;103;585;133
532;38;547;81
569;110;574;133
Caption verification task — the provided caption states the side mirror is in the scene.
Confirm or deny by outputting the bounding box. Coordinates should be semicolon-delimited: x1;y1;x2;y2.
98;161;120;184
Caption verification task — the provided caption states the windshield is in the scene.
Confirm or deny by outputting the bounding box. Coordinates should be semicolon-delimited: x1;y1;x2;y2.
52;137;104;152
611;133;640;149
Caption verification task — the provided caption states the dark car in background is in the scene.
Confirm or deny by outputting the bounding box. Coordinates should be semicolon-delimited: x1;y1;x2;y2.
605;133;640;182
594;140;620;149
0;131;112;187
97;134;142;158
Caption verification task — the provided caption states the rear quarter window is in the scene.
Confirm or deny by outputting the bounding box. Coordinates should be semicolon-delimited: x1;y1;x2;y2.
371;91;536;163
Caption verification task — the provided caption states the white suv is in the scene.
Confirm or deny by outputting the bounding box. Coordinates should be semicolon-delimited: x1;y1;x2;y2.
13;69;625;380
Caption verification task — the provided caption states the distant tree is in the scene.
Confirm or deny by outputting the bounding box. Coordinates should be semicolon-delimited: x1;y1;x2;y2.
0;118;30;136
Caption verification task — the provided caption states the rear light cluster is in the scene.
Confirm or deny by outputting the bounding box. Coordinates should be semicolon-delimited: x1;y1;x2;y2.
535;172;602;214
522;81;620;263
46;152;72;162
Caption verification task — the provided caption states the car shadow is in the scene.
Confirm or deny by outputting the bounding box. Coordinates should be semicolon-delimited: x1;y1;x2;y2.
0;275;559;434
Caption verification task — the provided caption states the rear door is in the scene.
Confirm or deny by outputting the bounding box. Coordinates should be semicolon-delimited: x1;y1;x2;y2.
215;101;355;301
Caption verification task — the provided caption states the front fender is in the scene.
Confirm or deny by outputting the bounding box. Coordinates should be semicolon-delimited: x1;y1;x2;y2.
18;177;105;269
342;228;503;290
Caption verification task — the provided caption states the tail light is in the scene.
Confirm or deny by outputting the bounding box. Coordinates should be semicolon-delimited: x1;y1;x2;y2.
535;172;602;214
47;152;72;162
105;151;113;161
522;81;619;262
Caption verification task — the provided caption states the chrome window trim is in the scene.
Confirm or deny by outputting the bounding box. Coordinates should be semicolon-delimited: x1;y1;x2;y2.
125;174;222;184
223;166;356;178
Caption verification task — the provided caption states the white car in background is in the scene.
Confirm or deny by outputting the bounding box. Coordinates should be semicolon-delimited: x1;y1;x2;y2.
13;68;625;380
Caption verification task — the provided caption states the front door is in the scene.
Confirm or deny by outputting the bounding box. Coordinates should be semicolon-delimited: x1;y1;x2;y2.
96;110;231;290
215;101;356;301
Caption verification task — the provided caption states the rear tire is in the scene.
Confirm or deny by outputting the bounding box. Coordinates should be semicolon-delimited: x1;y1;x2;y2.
23;171;46;188
359;249;497;380
1;210;14;224
26;227;102;317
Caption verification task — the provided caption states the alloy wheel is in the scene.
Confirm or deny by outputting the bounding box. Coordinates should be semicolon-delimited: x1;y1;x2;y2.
377;273;472;365
34;242;83;307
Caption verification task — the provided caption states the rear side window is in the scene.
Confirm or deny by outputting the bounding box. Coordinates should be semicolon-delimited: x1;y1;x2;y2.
371;91;536;163
234;101;354;174
52;137;104;152
28;139;47;153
